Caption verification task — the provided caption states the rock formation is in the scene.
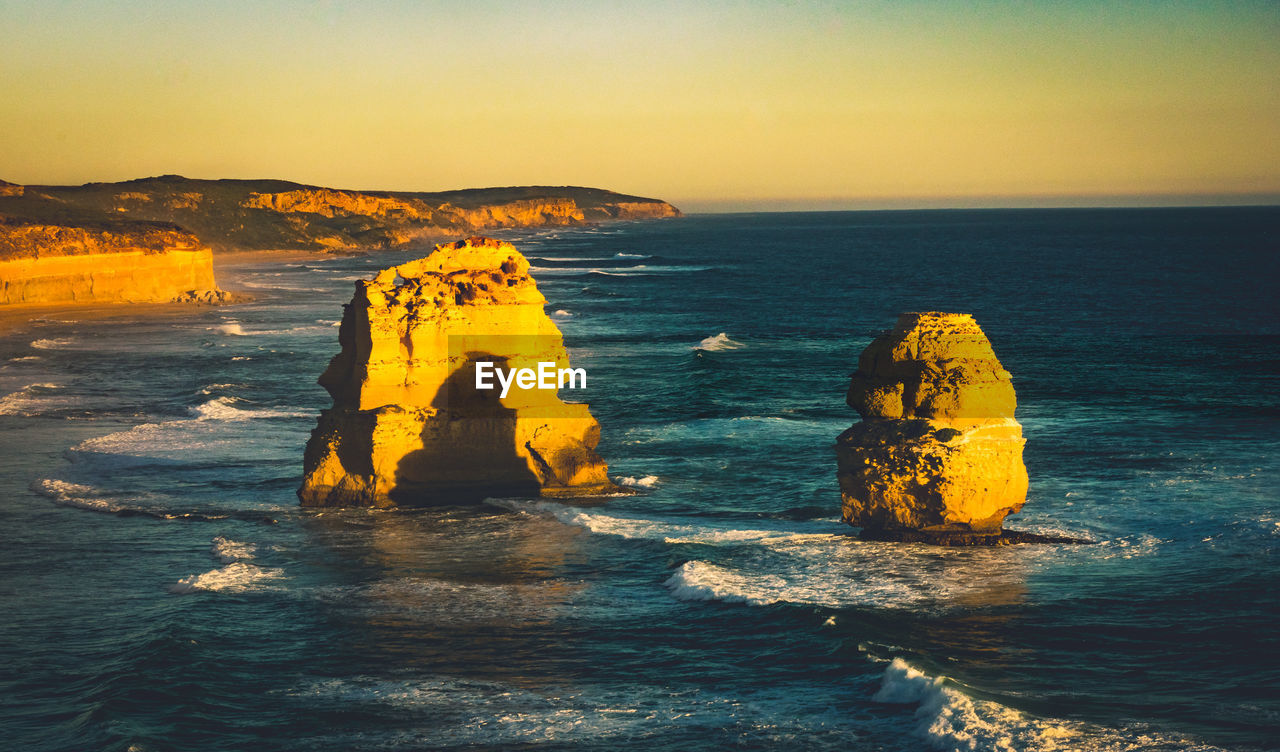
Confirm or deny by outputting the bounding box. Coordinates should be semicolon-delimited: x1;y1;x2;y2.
299;236;617;507
0;218;234;306
0;175;681;254
836;312;1029;544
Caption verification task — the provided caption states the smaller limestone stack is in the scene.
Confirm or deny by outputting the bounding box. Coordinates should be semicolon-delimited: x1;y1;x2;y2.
836;312;1028;544
299;236;617;507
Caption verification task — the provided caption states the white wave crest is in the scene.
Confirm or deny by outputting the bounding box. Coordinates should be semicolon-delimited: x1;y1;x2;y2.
872;658;1225;751
211;322;323;337
169;562;282;594
211;536;257;563
615;253;651;258
664;561;782;606
191;396;310;421
615;475;659;488
695;332;742;351
32;478;123;513
530;256;622;262
30;338;73;350
198;383;244;395
0;383;72;416
73;398;310;462
491;500;843;546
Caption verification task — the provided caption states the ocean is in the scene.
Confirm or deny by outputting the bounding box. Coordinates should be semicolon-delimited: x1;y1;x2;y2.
0;207;1276;751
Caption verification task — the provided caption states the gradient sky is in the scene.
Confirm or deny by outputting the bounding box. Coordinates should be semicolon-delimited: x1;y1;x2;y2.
1;0;1277;211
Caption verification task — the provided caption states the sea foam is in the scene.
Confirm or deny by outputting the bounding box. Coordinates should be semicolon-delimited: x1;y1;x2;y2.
0;383;72;416
615;474;659;488
211;535;257;563
871;658;1225;751
695;332;743;351
169;561;283;594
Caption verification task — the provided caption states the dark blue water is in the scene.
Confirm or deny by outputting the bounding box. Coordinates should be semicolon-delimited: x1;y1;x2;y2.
1;208;1277;751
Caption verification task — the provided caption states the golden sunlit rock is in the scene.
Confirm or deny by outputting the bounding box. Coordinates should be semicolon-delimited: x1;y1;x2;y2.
299;236;618;507
0;217;232;306
836;312;1028;543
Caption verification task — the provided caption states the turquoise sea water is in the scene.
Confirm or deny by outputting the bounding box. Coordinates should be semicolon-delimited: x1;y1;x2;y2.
0;208;1277;751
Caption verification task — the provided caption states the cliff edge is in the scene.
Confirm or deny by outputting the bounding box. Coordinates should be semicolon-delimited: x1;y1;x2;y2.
0;176;681;253
0;216;233;306
299;236;618;506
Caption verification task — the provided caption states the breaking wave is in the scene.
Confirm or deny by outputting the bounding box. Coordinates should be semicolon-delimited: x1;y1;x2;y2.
491;500;844;547
695;332;743;351
190;396;311;421
615;475;659;488
871;658;1227;751
32;478;279;523
30;338;73;350
211;322;327;337
211;535;257;563
169;561;283;594
0;383;73;416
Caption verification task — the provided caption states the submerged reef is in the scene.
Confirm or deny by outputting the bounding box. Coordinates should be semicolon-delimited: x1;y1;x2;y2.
299;236;618;507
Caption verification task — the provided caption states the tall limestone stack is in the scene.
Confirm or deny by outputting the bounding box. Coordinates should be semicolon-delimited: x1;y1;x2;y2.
299;236;617;507
836;312;1028;544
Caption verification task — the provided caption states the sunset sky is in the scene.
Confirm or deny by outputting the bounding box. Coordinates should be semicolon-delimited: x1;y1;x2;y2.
1;0;1277;211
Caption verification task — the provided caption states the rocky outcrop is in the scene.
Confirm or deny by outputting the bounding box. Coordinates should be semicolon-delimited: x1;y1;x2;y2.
0;175;680;254
584;201;683;221
242;188;435;220
0;219;233;306
448;198;586;229
836;313;1028;543
299;236;617;507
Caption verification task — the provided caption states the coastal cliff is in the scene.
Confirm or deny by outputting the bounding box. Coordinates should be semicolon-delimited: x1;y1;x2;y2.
836;313;1029;544
299;236;617;507
0;175;681;253
0;218;231;306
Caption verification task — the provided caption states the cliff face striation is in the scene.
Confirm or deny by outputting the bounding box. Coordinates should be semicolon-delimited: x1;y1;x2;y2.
0;176;681;254
0;217;233;306
299;236;617;507
836;313;1029;544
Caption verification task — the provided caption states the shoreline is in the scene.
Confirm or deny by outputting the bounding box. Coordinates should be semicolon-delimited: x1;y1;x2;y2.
0;299;240;337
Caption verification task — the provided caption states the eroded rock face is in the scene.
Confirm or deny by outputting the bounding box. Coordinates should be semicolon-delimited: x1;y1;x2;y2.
0;218;232;305
836;312;1028;542
299;236;616;507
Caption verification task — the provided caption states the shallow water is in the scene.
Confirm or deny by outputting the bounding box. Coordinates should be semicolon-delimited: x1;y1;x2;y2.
1;208;1277;751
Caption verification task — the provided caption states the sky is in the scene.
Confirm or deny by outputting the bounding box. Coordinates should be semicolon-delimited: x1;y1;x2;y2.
1;0;1277;212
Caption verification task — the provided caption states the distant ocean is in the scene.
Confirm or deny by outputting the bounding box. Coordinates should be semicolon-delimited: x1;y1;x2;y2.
1;207;1277;751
